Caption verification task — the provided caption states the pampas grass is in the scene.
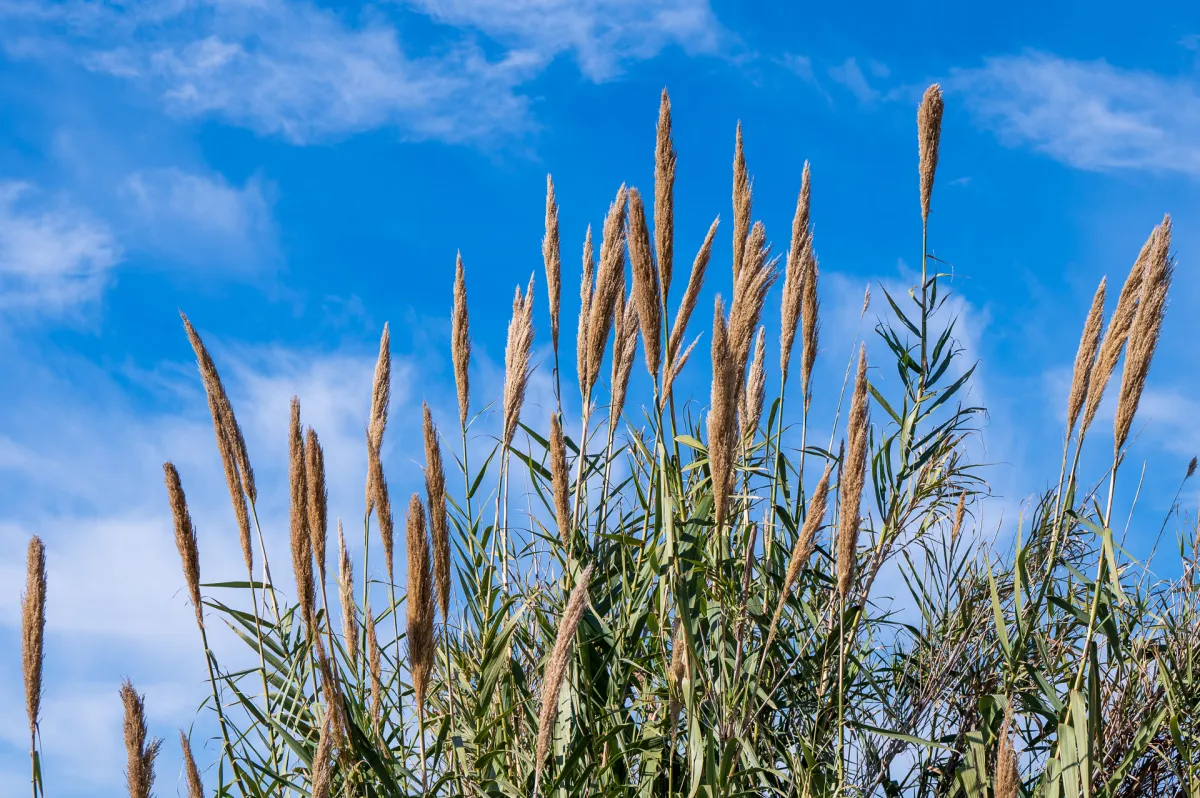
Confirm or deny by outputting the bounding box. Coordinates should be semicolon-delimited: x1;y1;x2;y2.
121;680;160;798
22;535;46;775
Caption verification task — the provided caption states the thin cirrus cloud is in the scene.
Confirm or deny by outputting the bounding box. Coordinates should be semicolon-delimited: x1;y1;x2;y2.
0;182;121;317
2;0;724;146
950;51;1200;175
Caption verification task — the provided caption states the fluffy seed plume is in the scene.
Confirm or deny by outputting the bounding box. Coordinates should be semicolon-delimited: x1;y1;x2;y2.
729;222;779;384
732;123;752;280
668;217;718;363
181;313;254;571
290;399;316;632
610;292;640;428
1082;229;1154;436
306;428;329;587
369;428;396;585
708;298;738;528
655;88;677;299
628;188;662;379
22;536;46;742
800;245;820;407
121;680;161;798
780;162;812;386
764;464;832;654
838;347;870;599
741;327;767;442
585;186;629;396
577;226;596;398
917;84;944;227
180;732;204;798
164;463;203;629
311;714;334;798
995;707;1019;798
544;175;562;357
951;491;967;545
452;255;471;428
366;606;382;739
550;413;571;547
367;323;392;512
668;620;688;731
406;494;435;719
534;563;596;792
1067;278;1107;435
503;276;536;451
1115;216;1173;453
338;521;359;662
423;404;451;623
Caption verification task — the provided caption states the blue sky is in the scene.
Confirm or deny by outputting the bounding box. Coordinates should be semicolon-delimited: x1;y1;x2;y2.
3;0;1200;793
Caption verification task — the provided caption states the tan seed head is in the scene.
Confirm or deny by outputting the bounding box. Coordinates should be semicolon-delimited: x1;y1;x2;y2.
837;347;870;599
780;162;811;385
585;186;629;396
452;255;471;428
22;535;47;741
121;679;161;798
628;188;662;379
1066;277;1107;435
917;84;945;226
503;276;536;451
655;88;677;299
179;731;204;798
550;412;571;547
668;217;718;366
423;403;451;623
406;494;435;720
163;463;203;630
544;175;562;356
289;399;316;632
577;226;596;398
305;427;329;587
732;122;752;280
338;521;359;663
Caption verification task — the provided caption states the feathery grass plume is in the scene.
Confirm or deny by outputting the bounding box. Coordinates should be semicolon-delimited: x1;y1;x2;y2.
585;185;629;396
917;84;944;227
121;680;161;798
995;707;1019;798
668;217;718;362
732;122;752;280
164;463;203;629
314;633;346;750
305;428;329;586
550;412;571;547
655;88;676;298
179;732;203;798
837;347;870;599
368;430;396;584
610;292;640;428
1115;215;1173;453
338;521;359;662
951;490;967;545
366;606;382;738
544;175;562;357
800;244;820;407
1067;277;1107;435
367;323;392;512
534;562;596;793
780;162;811;384
577;226;595;398
406;494;435;717
741;327;766;442
22;536;46;746
662;335;699;401
289;399;316;631
708;298;738;528
728;222;779;383
181;313;254;571
452;255;471;428
1081;229;1154;437
311;714;334;798
765;463;831;654
628;188;662;379
503;276;536;450
667;620;687;732
423;404;451;622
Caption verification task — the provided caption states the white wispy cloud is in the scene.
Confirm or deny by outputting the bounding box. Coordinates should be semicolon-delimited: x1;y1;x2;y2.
827;57;879;104
950;51;1200;175
0;181;121;316
2;0;723;145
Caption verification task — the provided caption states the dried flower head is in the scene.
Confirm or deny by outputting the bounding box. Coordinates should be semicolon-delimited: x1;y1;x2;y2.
800;246;820;407
741;327;767;443
369;430;395;585
121;679;161;798
765;463;832;654
406;494;435;719
338;521;359;662
628;188;662;379
585;186;629;396
503;276;536;450
22;535;47;742
728;222;779;384
837;347;870;599
995;706;1020;798
305;428;329;587
366;606;382;739
290;399;316;631
164;463;203;630
577;226;596;398
544;175;562;357
917;84;944;226
534;563;595;792
311;712;334;798
708;298;738;528
180;731;204;798
367;323;392;512
1115;215;1172;453
1066;278;1107;435
732;122;752;280
610;292;640;427
550;412;571;547
951;491;967;545
423;404;451;623
668;217;718;365
452;255;471;428
780;162;811;385
655;88;677;299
